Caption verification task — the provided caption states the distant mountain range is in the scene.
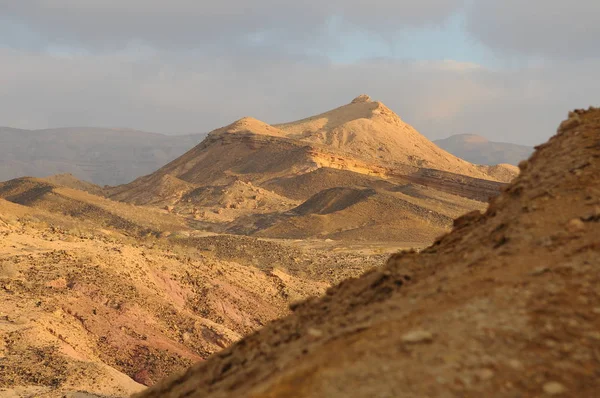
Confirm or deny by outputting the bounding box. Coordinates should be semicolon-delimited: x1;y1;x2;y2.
0;126;205;186
434;134;533;166
0;121;529;189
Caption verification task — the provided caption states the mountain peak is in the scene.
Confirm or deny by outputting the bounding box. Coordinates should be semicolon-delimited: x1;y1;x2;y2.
454;134;490;143
217;116;267;131
211;116;289;138
230;116;263;126
351;94;373;104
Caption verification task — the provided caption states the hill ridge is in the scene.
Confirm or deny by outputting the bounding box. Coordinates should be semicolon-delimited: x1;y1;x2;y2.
434;133;534;166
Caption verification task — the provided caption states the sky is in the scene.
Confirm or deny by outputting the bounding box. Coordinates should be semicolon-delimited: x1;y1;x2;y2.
0;1;598;146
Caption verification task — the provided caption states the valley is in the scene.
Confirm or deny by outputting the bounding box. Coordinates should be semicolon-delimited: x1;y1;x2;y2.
2;2;598;397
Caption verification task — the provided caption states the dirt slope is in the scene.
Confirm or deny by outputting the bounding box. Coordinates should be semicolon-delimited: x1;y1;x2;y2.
0;216;326;397
229;186;486;243
109;174;198;207
136;107;600;398
179;180;299;223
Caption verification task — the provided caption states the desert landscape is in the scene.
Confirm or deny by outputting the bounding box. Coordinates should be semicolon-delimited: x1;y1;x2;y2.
0;95;527;397
2;104;597;398
1;2;598;398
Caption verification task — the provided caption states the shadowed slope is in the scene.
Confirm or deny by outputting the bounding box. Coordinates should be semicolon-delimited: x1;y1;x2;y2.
262;168;398;201
235;186;483;243
135;107;600;398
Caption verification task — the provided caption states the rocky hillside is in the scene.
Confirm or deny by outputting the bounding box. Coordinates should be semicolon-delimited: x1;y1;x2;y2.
136;107;600;398
0;185;386;397
0;126;205;186
434;133;534;166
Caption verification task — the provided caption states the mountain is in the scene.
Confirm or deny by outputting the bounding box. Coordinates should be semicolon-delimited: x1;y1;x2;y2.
108;96;518;244
275;95;514;179
0;126;205;186
135;108;600;398
434;133;534;166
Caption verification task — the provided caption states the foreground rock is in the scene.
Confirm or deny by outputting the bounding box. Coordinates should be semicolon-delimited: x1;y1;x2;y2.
136;107;600;397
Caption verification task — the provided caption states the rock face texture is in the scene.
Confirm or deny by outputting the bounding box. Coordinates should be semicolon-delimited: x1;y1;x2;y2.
135;107;600;397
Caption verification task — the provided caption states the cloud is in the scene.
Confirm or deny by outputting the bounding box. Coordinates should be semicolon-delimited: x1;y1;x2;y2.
1;1;598;147
2;1;599;60
1;48;598;146
1;0;461;51
466;0;600;59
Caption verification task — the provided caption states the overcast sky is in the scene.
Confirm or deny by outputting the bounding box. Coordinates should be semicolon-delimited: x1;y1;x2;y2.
1;1;598;145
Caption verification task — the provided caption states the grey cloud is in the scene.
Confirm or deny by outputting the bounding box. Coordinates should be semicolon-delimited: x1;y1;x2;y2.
4;1;599;59
1;0;461;51
466;0;600;59
1;49;597;146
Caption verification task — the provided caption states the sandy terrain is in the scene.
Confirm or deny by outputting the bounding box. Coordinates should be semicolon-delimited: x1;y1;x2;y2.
0;195;383;397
